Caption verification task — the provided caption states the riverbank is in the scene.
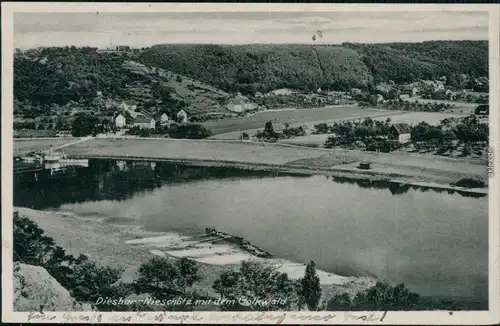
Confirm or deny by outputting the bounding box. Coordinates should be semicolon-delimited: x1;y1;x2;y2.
14;207;376;305
14;137;487;194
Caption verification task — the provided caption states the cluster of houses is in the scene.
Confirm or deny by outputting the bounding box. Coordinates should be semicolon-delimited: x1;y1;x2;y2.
113;100;188;130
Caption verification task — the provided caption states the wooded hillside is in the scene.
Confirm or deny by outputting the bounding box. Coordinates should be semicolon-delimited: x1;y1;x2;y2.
14;41;488;110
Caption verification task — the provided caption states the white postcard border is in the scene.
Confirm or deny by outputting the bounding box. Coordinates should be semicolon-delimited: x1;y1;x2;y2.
2;2;499;324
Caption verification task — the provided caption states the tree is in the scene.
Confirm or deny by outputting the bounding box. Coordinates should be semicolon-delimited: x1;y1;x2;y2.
327;281;421;311
136;256;200;298
72;113;98;137
212;261;299;311
300;261;322;311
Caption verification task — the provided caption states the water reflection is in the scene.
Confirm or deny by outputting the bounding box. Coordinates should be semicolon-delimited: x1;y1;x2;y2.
14;159;297;209
14;159;486;210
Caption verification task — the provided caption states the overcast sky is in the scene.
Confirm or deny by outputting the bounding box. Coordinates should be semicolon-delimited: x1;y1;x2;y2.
14;11;488;49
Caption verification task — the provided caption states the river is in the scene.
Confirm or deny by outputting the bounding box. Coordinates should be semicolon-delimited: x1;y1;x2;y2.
13;158;488;305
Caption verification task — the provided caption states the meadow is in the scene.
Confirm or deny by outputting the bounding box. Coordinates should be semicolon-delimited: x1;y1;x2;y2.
203;106;394;135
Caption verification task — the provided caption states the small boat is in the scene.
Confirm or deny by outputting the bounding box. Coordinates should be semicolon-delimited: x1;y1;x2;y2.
43;148;61;163
44;154;61;163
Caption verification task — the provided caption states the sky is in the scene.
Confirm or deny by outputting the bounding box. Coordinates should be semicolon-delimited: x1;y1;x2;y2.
14;11;489;49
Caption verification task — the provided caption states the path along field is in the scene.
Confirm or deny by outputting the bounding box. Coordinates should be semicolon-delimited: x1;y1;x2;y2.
203;106;396;135
13;138;80;155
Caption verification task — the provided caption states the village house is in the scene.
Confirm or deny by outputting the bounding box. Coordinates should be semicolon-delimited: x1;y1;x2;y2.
177;110;188;123
475;104;489;115
376;94;385;105
298;125;310;135
116;45;131;52
133;116;156;129
119;100;138;112
114;113;126;128
227;96;259;113
389;123;412;144
159;113;169;124
264;121;286;134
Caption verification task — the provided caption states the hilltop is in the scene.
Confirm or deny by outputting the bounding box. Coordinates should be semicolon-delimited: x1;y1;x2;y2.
14;47;233;123
139;41;488;95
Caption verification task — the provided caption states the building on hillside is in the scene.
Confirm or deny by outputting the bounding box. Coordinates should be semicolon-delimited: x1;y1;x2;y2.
389;123;412;144
376;94;384;104
159;113;169;124
116;46;131;51
119;100;138;112
177;110;188;123
475;104;489;115
114;114;126;128
298;125;310;135
133;116;156;129
227;96;259;113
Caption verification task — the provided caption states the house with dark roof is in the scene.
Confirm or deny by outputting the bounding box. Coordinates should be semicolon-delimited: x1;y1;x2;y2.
475;104;489;115
264;121;286;134
389;123;412;144
133;116;156;129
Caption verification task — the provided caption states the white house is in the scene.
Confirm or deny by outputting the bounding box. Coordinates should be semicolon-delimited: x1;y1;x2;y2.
159;113;169;124
227;96;258;113
376;94;384;104
133;116;156;129
119;100;138;113
114;114;126;128
177;110;188;123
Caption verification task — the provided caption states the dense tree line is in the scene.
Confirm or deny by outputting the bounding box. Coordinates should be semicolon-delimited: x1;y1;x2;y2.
343;41;488;85
14;41;488;112
140;41;487;94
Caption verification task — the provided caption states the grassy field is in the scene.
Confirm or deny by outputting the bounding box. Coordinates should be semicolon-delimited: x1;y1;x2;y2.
13;138;80;155
59;138;330;165
202;106;394;135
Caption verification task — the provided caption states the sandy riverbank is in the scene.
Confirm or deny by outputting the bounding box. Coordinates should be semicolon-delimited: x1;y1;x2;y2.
14;207;376;302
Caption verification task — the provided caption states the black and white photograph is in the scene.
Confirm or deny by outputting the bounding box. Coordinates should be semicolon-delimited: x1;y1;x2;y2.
2;3;499;324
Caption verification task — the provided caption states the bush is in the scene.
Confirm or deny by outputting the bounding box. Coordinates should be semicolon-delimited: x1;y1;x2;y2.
136;256;200;299
452;178;486;188
168;123;212;139
212;261;299;311
327;281;421;311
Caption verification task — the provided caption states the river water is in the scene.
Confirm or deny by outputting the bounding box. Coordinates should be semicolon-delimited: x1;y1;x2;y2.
13;159;488;304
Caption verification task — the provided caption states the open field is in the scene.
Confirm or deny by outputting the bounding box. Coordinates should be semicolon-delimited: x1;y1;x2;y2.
13;138;80;155
208;109;408;140
58;138;330;165
203;106;397;135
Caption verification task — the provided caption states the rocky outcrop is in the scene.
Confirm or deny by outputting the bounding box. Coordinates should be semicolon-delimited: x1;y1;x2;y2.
14;263;93;311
